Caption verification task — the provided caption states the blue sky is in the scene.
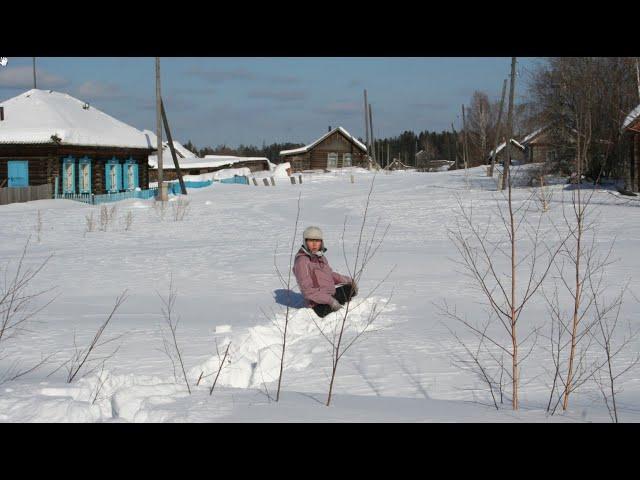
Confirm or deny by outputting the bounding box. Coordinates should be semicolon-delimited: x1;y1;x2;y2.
0;57;541;148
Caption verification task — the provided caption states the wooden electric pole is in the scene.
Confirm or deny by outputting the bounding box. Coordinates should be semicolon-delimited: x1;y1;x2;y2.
462;104;469;170
502;57;517;191
451;123;459;170
369;103;375;166
161;98;187;195
33;58;36;88
364;89;370;156
636;58;640;101
489;78;508;177
155;57;168;201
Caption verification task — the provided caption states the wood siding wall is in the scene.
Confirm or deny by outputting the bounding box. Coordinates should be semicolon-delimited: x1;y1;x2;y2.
282;131;367;172
0;144;151;194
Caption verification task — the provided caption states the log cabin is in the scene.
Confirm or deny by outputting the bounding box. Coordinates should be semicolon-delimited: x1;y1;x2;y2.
279;126;368;172
0;89;154;195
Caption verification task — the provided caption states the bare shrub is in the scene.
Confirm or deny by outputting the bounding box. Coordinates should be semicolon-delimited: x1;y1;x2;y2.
35;210;43;243
271;192;302;401
64;290;127;383
310;175;394;406
85;211;96;236
99;205;118;232
121;210;134;231
172;197;190;222
158;276;191;394
153;199;168;221
442;181;568;410
0;238;57;384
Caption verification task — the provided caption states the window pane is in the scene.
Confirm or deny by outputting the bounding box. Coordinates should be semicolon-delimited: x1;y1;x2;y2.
327;153;337;169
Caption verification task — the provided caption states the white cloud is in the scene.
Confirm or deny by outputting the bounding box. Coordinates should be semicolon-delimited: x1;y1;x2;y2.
76;81;124;100
0;66;69;89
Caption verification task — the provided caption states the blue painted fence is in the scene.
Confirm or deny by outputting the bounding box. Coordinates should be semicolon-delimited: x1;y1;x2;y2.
55;175;248;205
55;188;159;205
168;176;249;195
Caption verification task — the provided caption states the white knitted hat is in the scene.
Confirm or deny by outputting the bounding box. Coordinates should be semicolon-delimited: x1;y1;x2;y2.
303;226;323;241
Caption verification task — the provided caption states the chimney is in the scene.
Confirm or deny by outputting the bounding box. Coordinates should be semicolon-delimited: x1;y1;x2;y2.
328;125;331;132
0;106;4;121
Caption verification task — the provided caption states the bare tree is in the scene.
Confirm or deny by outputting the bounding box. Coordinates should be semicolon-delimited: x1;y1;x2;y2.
209;340;231;397
65;290;127;383
591;282;640;423
158;276;191;394
272;192;302;401
444;180;569;410
310;175;394;406
466;91;495;166
172;197;191;222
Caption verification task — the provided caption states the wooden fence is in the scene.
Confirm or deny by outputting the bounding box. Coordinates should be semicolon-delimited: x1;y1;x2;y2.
0;184;52;206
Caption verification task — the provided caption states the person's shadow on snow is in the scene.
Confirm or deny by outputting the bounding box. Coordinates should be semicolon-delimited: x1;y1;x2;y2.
273;289;306;308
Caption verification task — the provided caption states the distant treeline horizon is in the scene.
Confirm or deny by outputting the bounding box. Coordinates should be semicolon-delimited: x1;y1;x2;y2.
182;129;460;165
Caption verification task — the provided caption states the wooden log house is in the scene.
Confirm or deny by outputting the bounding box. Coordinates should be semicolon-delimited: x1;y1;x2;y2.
0;89;154;195
279;126;368;172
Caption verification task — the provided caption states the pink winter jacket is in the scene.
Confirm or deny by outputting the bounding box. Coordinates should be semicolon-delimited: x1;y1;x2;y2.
293;246;352;307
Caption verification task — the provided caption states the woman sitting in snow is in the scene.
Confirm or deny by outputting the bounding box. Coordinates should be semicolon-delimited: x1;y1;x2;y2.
293;226;358;318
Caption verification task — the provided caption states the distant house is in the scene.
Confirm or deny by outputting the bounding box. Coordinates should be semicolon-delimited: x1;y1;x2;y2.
0;89;154;195
279;126;368;172
520;125;556;164
144;130;270;182
487;138;525;165
622;104;640;192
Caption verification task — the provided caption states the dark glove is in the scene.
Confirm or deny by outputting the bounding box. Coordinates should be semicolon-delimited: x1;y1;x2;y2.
330;298;343;312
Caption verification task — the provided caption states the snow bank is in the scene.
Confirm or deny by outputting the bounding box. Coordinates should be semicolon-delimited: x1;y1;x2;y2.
189;296;394;390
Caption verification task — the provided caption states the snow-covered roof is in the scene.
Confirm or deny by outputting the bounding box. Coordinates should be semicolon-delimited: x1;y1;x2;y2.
520;126;548;145
622;104;640;132
149;153;269;170
488;138;525;159
0;89;153;149
143;129;198;159
280;126;367;156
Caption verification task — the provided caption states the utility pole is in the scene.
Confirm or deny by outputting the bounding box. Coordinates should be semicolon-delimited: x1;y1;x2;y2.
369;103;375;166
155;57;168;201
489;78;508;177
635;58;640;101
32;57;36;88
462;105;469;170
451;122;459;170
503;57;517;191
364;89;370;157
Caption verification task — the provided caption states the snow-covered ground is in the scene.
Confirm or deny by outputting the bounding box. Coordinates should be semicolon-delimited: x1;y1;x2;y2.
1;165;639;422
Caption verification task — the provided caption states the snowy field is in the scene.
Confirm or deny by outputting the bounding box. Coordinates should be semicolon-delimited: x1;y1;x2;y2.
1;165;640;422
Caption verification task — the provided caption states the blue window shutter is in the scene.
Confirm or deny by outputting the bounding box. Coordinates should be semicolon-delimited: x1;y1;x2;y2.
105;163;112;192
117;163;123;191
133;162;139;189
122;162;129;191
